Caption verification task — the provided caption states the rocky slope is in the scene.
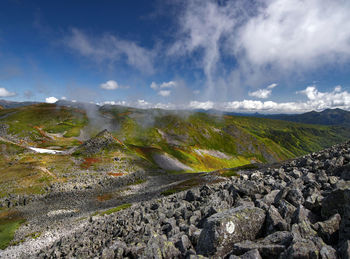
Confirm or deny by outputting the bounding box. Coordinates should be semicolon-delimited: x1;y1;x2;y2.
1;140;348;258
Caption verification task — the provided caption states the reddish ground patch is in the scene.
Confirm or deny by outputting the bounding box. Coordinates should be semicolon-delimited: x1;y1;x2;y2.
112;136;124;146
107;172;124;177
96;193;113;202
81;158;101;169
34;126;49;139
117;111;132;117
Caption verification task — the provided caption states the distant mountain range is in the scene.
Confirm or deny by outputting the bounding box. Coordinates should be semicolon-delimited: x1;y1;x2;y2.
0;99;38;109
197;108;350;127
260;108;350;127
1;99;350;127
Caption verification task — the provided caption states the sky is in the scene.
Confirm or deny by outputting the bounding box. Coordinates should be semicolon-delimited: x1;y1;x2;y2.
1;0;350;113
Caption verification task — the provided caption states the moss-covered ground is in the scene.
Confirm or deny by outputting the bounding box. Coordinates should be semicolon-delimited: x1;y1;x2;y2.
0;210;26;250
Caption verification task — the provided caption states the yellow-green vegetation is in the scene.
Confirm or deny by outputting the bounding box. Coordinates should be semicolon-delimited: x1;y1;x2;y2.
25;231;41;240
130;179;146;185
107;107;350;172
0;103;87;149
97;203;132;216
0;153;74;198
0;210;26;250
2;103;350;179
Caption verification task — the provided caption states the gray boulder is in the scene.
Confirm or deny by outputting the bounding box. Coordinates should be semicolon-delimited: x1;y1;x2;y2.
229;249;262;259
196;206;265;257
142;233;180;259
279;239;319;259
321;188;349;218
265;205;289;234
313;214;341;245
286;188;305;207
230;240;285;258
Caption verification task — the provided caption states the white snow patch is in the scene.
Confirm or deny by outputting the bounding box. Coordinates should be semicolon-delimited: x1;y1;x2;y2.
29;147;63;154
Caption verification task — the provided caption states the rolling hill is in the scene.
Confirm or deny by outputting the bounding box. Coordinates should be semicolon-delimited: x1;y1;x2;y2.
1;102;349;173
259;108;350;126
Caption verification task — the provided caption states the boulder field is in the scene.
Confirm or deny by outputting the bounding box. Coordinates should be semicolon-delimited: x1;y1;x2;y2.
11;141;350;258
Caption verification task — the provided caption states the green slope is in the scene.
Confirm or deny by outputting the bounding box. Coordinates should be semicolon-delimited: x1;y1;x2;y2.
1;103;350;172
101;106;350;171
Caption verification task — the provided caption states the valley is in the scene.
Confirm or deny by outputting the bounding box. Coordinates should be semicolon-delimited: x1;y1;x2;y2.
0;102;350;258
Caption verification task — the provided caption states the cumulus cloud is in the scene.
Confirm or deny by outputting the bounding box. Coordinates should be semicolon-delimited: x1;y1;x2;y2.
45;96;58;103
150;80;176;97
248;83;277;99
98;85;350;113
237;0;350;68
0;87;16;97
100;80;129;90
100;80;119;90
222;85;350;113
150;81;176;90
189;101;214;110
158;90;171;97
65;28;155;74
169;0;350;97
298;85;350;110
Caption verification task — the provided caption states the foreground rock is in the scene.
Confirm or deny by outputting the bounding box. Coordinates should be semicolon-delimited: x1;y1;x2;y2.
2;140;350;258
197;206;265;256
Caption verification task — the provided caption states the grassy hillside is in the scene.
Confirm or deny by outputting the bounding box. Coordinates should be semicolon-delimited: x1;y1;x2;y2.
260;108;350;127
0;103;87;148
1;103;350;173
101;106;350;171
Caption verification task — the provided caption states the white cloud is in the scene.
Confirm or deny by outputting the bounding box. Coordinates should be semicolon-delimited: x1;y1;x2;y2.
169;0;350;96
137;99;151;108
65;28;155;74
150;81;176;90
100;100;127;106
150;82;158;90
248;83;278;99
150;80;176;97
267;83;277;89
158;90;171;97
160;81;176;88
100;80;119;90
189;101;214;110
237;0;350;69
298;85;350;110
0;87;16;97
222;85;350;113
61;96;67;100
45;96;58;103
91;85;350;113
100;80;129;90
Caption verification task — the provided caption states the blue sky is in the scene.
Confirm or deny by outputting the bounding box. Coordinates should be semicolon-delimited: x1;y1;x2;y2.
1;0;350;113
